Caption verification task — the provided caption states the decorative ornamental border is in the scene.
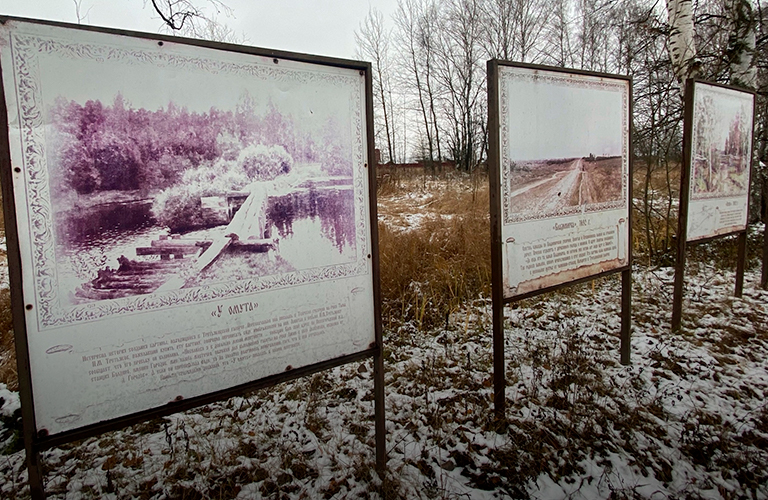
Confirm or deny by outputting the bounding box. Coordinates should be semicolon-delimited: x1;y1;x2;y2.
9;32;370;331
499;66;630;225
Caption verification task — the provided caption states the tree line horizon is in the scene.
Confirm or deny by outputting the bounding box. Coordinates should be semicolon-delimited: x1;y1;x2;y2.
354;0;766;263
50;92;352;230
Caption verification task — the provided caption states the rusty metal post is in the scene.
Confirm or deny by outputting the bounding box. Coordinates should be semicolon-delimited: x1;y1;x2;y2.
672;79;695;332
620;269;632;365
487;60;507;421
735;231;747;297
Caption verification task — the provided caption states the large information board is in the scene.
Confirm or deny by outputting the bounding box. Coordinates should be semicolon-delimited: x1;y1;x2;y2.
0;18;378;440
494;64;631;299
686;81;754;241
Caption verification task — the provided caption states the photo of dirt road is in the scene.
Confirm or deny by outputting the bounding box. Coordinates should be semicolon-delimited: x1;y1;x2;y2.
507;155;622;217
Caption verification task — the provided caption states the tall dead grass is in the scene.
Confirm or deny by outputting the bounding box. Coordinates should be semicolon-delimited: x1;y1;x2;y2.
377;170;491;329
0;289;15;391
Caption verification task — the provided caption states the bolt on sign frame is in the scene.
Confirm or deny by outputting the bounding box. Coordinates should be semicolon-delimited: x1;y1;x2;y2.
487;60;633;419
0;16;385;498
672;79;756;332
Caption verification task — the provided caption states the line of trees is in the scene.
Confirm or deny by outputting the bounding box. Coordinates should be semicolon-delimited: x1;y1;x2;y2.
356;0;768;261
50;93;352;230
51;93;351;197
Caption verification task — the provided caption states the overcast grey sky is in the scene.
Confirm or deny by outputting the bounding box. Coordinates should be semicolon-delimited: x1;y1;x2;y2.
502;68;626;161
1;0;398;59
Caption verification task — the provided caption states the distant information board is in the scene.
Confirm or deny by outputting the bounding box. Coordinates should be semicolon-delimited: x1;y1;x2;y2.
0;19;376;436
495;64;631;299
686;82;754;241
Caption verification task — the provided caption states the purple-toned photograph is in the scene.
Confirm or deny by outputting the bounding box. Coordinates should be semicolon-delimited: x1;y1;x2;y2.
50;94;357;303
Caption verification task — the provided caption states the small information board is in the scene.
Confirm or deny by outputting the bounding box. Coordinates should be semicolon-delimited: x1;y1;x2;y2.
672;80;756;331
488;60;633;418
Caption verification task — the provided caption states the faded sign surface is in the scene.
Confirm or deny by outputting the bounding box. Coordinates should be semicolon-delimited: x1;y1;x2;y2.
686;82;754;242
0;20;375;435
497;65;630;299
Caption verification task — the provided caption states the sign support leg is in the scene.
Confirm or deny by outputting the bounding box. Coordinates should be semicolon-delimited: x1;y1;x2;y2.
27;445;45;500
672;236;687;332
763;222;768;289
620;269;632;365
373;349;387;475
492;298;505;422
735;231;747;297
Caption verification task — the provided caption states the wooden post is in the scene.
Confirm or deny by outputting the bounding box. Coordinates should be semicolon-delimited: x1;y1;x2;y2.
672;79;695;332
487;60;507;422
620;269;632;365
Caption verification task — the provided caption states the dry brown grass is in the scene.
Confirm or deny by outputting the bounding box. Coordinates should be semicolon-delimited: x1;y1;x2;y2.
0;288;16;391
632;160;681;264
377;169;491;329
583;157;622;202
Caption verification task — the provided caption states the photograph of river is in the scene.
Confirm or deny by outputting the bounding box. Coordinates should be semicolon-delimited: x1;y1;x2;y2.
49;94;358;305
3;29;369;317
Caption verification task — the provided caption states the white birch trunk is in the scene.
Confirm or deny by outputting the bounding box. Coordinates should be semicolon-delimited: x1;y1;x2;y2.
727;0;757;88
666;0;697;86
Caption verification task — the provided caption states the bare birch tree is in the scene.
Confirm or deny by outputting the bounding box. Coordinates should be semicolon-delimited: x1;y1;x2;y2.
667;0;699;85
356;9;399;163
480;0;548;62
434;0;486;171
542;0;576;67
726;0;758;87
394;0;442;164
147;0;245;42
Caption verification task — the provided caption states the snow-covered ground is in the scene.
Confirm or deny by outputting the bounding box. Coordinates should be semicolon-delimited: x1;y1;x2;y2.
0;263;766;499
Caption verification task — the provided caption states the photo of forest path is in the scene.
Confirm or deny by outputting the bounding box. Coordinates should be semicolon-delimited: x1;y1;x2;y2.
507;155;622;217
49;93;357;304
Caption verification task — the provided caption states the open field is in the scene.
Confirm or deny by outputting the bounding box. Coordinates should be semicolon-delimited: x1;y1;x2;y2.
0;171;767;498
